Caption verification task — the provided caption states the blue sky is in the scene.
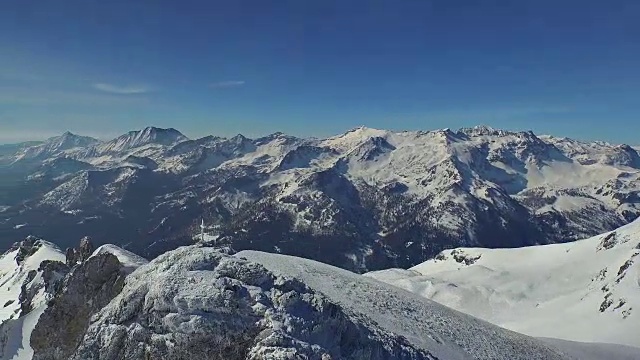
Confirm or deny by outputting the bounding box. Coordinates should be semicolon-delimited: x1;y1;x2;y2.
0;0;638;144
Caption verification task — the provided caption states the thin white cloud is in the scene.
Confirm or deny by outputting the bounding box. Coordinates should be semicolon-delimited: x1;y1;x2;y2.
209;80;245;88
92;83;151;94
0;86;150;106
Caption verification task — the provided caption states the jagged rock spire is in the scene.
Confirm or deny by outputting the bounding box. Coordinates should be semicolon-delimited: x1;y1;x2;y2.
65;236;95;266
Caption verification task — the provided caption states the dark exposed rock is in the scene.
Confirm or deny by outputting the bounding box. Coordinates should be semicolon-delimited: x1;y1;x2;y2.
614;298;627;310
597;232;618;251
599;293;613;312
18;270;38;315
451;249;481;265
617;259;634;276
65;236;95;266
31;253;128;360
65;247;76;267
592;268;607;282
78;236;94;262
39;260;70;294
8;236;43;265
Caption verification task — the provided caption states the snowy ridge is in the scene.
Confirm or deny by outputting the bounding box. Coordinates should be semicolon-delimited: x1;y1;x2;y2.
366;218;640;347
94;126;187;155
0;240;637;359
238;250;639;360
60;245;630;360
0;238;66;360
13;132;100;162
90;244;148;273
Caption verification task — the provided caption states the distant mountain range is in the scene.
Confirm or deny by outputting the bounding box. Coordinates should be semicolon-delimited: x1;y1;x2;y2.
1;125;639;272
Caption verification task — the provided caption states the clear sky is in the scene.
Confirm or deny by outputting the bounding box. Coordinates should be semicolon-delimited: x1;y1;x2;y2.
0;0;638;144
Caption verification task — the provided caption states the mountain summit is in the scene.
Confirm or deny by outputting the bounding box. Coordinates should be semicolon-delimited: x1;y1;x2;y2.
95;126;188;154
13;132;100;161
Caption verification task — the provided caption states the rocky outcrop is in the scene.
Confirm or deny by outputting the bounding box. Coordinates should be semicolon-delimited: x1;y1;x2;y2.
68;246;436;360
17;259;70;317
12;236;44;265
65;236;94;266
0;238;67;359
31;252;128;360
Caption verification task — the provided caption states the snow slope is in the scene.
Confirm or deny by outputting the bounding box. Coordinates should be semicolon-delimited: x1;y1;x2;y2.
0;239;65;360
366;218;640;348
0;240;636;359
90;244;148;272
237;250;636;360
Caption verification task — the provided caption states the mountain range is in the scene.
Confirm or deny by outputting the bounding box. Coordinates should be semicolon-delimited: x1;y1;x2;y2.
1;125;639;272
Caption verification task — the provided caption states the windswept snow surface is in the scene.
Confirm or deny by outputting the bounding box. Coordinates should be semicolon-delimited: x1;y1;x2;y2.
0;240;65;360
367;218;640;348
237;250;615;360
91;244;148;272
541;338;640;360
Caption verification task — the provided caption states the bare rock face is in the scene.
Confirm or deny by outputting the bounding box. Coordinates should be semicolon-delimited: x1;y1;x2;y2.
0;238;68;359
17;259;70;316
39;260;71;295
0;238;70;318
31;252;128;360
67;246;435;360
12;236;42;265
64;247;76;267
65;236;95;266
78;236;94;262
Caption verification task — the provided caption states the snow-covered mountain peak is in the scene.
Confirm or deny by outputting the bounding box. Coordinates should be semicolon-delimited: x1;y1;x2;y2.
226;133;257;152
134;126;187;144
457;125;538;142
54;131;100;148
229;133;247;142
254;131;299;146
2;236;64;268
13;132;100;162
323;126;391;151
96;126;188;154
542;135;640;168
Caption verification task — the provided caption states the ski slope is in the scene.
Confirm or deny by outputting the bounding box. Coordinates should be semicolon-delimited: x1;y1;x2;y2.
367;218;640;348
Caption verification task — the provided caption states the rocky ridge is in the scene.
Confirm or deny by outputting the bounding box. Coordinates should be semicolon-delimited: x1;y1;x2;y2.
0;238;638;359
